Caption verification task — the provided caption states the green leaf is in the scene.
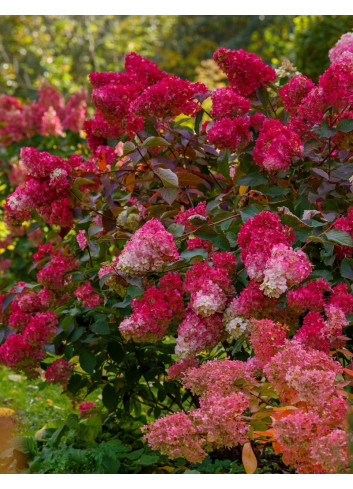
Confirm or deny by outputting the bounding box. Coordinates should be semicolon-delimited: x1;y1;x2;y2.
194;109;204;135
325;229;353;247
79;349;97;375
167;223;185;237
123;141;136;155
194;225;230;251
319;121;337;138
61;316;73;332
142;136;170;148
144;119;159;137
336;119;353;133
256;85;269;109
154;168;179;188
217;149;230;179
239;204;263;223
91;319;110;335
160;187;178;204
237;173;268;186
341;258;353;280
180;249;208;261
102;384;118;411
140;454;160;465
28;221;42;234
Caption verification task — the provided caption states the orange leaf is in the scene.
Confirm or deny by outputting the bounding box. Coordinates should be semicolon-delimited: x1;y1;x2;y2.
97;152;107;171
343;368;353;377
125;173;135;192
272;441;284;455
242;442;257;474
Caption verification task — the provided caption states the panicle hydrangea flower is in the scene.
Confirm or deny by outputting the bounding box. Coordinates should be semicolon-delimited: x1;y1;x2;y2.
20;147;71;180
333;209;353;259
273;411;349;474
116;219;180;275
142;412;207;464
124;52;168;87
37;254;79;291
0;333;45;372
329;33;353;63
190;280;227;317
238;211;295;282
253;119;304;173
319;52;353;110
92;82;142;124
211;252;236;276
74;283;103;308
273;411;330;474
264;341;343;406
131;76;208;119
206;117;252;153
310;430;349;474
191;393;250;449
76;230;87;251
231;281;278;318
278;75;315;114
175;311;224;358
184;262;233;317
167;357;199;380
183;358;255;398
40;107;63;137
260;244;312;298
222;305;250;340
33;244;54;262
174;201;207;230
294;311;330;352
249;319;287;368
79;401;97;418
45;358;72;384
23;312;58;346
286;278;330;314
210;87;251;119
213;48;276;96
328;282;353;315
119;284;184;343
187;237;213;254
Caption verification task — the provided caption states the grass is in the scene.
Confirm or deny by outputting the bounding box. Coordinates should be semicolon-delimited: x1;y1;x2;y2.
0;366;74;437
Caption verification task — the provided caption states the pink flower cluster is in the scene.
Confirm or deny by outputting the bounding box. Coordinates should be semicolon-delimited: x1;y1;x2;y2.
0;83;87;147
74;283;103;308
210;87;251;119
213;48;276;96
249;319;287;368
116;219;180;275
279;75;315;114
207;117;252;153
260;243;312;298
253;119;304;172
273;411;348;473
175;311;224;358
223;281;278;339
329;33;353;64
237;211;295;281
119;272;185;342
5;148;74;229
333;206;353;259
45;358;73;384
286;49;353;136
174;201;207;230
79;401;97;418
86;52;207;156
143;359;252;463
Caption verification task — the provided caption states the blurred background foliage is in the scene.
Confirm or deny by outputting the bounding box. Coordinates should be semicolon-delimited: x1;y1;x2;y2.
0;15;352;99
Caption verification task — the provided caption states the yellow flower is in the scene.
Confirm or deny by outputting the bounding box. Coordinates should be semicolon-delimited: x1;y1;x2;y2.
0;407;15;417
